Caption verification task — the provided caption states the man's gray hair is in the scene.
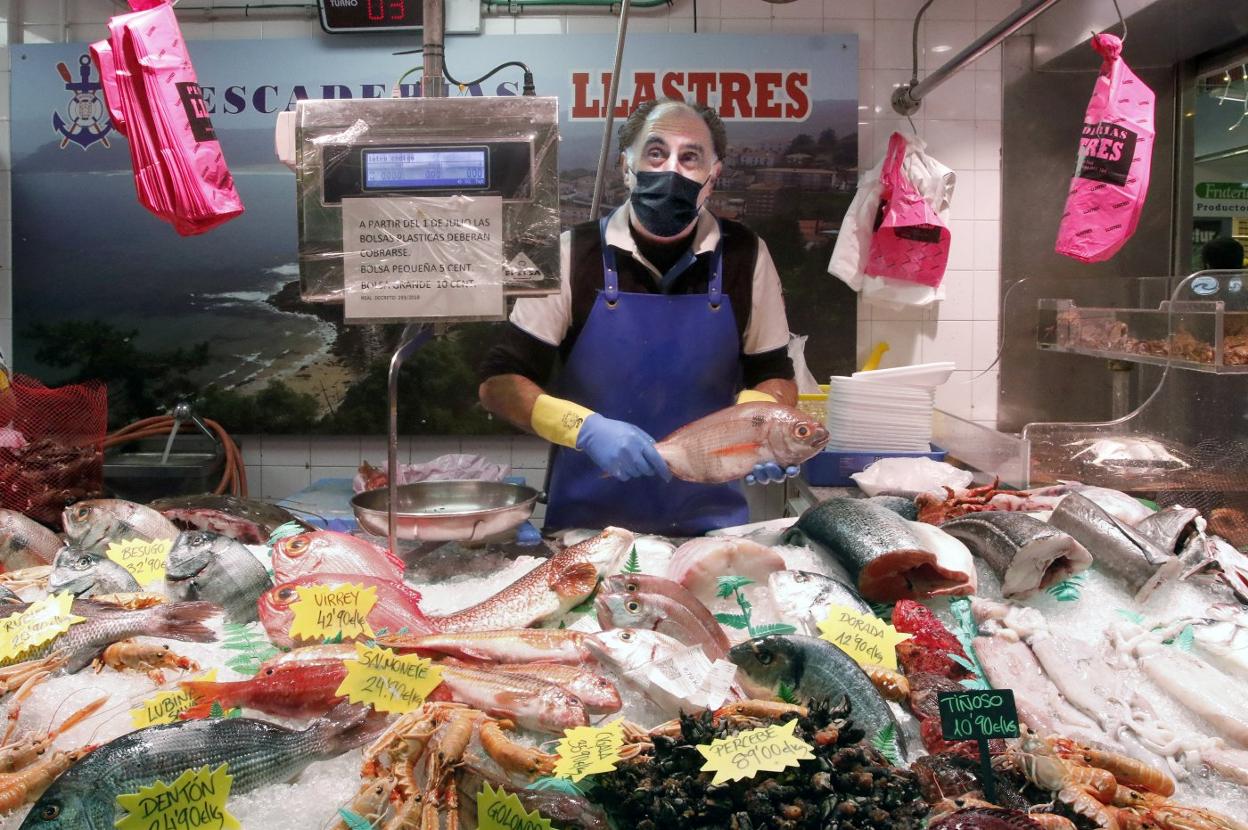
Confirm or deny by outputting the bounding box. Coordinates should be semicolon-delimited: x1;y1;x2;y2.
616;98;727;160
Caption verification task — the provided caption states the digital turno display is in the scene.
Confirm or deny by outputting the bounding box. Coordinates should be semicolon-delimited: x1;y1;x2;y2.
318;0;422;33
361;148;490;191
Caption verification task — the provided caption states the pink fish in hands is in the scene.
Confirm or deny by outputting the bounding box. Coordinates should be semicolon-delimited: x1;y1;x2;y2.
655;402;829;484
271;529;405;584
259;572;436;648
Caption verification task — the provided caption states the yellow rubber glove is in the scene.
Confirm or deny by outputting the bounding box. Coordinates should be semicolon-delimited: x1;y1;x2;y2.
531;394;595;449
736;389;777;405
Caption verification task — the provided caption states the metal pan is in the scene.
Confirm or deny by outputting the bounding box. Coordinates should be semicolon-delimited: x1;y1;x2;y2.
351;480;541;543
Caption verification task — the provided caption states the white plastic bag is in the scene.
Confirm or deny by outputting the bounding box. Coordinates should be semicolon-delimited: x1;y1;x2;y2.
352;454;512;494
829;133;956;308
787;333;822;395
850;456;973;497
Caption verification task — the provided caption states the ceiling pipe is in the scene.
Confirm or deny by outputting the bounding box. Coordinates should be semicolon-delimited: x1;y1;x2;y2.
892;0;1065;116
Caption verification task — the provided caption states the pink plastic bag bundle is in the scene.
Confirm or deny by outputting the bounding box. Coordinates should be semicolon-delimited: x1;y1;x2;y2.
864;132;951;288
91;0;243;236
1055;33;1154;263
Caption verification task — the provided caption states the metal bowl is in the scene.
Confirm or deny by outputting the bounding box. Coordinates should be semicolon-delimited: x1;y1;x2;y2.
351;480;542;543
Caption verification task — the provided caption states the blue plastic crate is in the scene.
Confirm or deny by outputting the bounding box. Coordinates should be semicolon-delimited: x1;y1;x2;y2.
802;446;948;487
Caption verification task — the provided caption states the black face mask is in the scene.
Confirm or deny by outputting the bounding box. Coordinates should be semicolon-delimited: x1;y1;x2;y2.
629;170;704;238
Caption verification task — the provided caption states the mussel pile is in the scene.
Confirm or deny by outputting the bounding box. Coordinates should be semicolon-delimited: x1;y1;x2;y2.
592;700;928;830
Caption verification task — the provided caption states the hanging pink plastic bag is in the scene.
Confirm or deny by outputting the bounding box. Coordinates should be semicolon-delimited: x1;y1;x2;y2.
1056;33;1154;263
864;132;951;288
91;0;243;236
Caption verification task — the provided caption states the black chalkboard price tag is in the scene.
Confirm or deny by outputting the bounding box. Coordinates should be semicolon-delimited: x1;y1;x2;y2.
936;690;1020;802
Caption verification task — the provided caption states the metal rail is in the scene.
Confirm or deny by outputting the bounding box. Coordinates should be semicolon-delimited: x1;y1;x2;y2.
891;0;1064;116
589;0;633;220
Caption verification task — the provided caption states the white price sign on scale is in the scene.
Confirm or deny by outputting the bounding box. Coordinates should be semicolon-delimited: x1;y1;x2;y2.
342;195;505;322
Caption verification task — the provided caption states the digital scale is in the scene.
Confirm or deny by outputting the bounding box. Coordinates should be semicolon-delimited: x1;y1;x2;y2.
292;95;561;323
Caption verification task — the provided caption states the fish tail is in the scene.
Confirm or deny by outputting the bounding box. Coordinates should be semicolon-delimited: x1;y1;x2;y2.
178;680;234;719
148;601;220;643
309;701;387;756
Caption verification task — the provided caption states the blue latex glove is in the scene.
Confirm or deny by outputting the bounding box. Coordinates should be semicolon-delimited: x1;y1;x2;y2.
745;462;800;486
576;414;671;482
514;521;543;547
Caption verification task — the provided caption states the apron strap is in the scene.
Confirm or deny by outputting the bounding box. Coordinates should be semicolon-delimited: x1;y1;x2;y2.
600;210;725;309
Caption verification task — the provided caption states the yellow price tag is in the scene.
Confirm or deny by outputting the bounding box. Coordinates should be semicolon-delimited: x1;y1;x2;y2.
288;583;377;642
553;722;625;782
477;782;554;830
115;763;241;830
336;643;442;715
0;593;84;664
695;719;815;786
107;538;173;587
131;670;218;729
816;604;911;671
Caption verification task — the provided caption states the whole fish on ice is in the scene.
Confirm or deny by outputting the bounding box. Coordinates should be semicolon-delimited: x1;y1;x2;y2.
259;573;436;648
150;494;306;544
61;499;179;551
786;498;976;602
729;634;904;751
270;529;405;584
768;570;870;635
19;701;383;830
0;509;61;571
165;530;272;623
595;573;730;658
47;545;140;597
655;402;829;484
667;537;787;605
2;600;217;673
435;662;589;733
181;659;348;719
456;660;621;714
939;512;1091;598
431;527;633;632
588;628;685;673
1048;492;1176;600
380;628;596;665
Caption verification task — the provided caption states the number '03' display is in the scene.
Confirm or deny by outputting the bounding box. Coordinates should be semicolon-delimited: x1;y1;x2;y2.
318;0;423;33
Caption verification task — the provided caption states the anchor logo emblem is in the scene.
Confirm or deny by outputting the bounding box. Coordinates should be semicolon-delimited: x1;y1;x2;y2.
52;54;112;150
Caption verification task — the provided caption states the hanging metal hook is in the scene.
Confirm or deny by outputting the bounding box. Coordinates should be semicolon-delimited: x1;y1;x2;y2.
1110;0;1127;41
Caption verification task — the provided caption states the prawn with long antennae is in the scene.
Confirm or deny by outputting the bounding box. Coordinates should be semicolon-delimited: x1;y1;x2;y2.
0;694;107;775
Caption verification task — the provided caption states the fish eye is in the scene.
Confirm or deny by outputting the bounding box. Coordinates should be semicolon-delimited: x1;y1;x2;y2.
756;650;773;665
276;588;296;602
75;556;93;570
189;533;207;546
264;668;275;676
794;573;810;583
625;601;641;613
619;631;633;641
795;424;811;438
625;582;639;593
74;507;90;521
39;804;60;820
285;537;309;556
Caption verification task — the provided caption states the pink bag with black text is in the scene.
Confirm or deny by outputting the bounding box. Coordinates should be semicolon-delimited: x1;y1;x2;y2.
1055;33;1154;263
864;132;951;288
92;0;243;236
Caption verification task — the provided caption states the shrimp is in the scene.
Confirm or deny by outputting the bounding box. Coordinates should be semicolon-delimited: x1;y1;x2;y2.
479;720;555;777
862;664;910;702
714;700;808;720
331;778;393;829
93;639;199;684
0;746;93;815
0;696;107;774
1068;745;1176;797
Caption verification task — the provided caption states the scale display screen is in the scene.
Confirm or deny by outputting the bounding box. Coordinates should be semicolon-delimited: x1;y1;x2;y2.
361;147;489;191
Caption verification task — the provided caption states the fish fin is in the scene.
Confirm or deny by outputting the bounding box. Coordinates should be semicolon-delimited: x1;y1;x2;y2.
551;562;600;598
178;679;227;717
150;601;220;643
709;442;764;457
310;701;388;756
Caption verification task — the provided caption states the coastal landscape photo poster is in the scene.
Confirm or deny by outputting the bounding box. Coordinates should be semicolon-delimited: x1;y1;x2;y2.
12;34;858;436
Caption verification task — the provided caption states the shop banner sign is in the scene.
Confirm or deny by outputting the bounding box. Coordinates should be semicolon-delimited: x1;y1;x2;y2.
12;34;858;436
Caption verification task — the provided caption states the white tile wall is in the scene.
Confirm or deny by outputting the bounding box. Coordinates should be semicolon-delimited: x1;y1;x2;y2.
7;0;1012;498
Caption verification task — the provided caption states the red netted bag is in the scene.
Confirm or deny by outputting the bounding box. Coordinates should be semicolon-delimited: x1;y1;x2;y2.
0;375;107;529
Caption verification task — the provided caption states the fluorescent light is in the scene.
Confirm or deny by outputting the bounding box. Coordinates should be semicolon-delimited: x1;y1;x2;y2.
931;45;952;53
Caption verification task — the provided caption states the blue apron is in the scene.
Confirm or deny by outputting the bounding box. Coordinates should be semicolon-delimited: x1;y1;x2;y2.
544;212;748;535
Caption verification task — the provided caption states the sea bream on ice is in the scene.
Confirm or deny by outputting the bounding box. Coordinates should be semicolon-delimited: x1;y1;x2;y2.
786;498;976;602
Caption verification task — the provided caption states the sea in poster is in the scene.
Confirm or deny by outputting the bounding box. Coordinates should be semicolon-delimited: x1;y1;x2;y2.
11;33;858;435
